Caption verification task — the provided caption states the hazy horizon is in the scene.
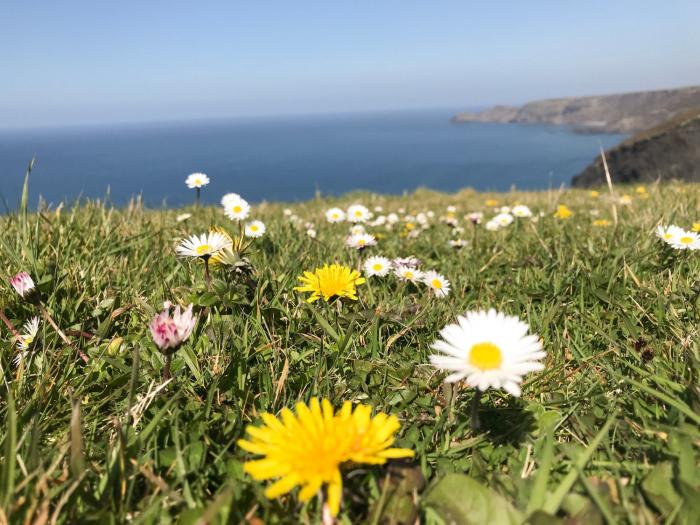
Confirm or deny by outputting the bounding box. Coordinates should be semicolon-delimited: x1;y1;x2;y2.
3;1;700;129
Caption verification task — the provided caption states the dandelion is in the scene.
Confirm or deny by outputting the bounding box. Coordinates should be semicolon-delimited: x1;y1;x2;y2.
224;196;251;221
237;398;413;517
592;219;611;227
185;172;209;207
423;271;450;298
429;309;545;428
553;205;573;219
512;205;532;218
294;264;365;303
347;204;370;223
394;265;424;283
692;223;700;233
363;256;392;277
485;199;499;207
346;233;377;250
14;316;40;366
10;272;37;300
589;190;600;198
244;220;266;238
326;207;346;223
635;186;647;194
149;303;197;381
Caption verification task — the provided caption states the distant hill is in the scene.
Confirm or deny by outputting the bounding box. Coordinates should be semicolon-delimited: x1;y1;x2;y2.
571;108;700;187
451;85;700;133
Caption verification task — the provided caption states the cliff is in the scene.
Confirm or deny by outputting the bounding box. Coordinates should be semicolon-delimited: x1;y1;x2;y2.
451;85;700;134
571;108;700;187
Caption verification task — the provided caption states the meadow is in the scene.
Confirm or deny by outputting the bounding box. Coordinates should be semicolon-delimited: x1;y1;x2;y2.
1;171;699;524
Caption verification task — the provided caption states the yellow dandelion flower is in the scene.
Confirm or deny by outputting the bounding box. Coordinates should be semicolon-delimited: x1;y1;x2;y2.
592;219;611;227
553;204;573;219
294;263;365;303
237;398;414;517
485;198;499;207
692;223;700;233
589;190;600;198
635;185;646;194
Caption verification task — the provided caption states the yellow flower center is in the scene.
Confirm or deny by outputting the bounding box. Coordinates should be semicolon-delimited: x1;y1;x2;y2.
194;178;202;185
431;279;442;289
469;342;503;371
233;205;242;213
24;335;34;345
196;244;211;255
664;233;673;240
358;239;366;246
372;263;382;271
405;271;414;279
680;236;694;244
354;210;362;217
250;225;258;231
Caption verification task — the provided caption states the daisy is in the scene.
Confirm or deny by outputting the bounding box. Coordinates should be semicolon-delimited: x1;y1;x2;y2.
244;220;266;238
429;309;545;397
465;212;483;225
14;316;40;366
237;398;413;517
363;256;392;277
295;264;365;303
512;205;532;218
224;196;251;221
10;272;36;300
185;172;209;189
176;232;229;259
326;207;346;223
347;204;370;223
176;213;192;222
392;256;421;268
670;230;700;250
346;233;377;250
221;192;241;207
449;239;467;249
485;220;500;231
493;212;514;227
306;228;317;238
394;265;424;283
149;303;197;380
655;225;684;245
349;225;366;236
423;270;450;298
387;213;400;225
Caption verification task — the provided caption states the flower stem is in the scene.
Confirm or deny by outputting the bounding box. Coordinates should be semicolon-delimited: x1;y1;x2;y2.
470;389;483;431
163;353;172;382
195;187;200;208
0;309;19;338
38;302;89;363
204;256;212;290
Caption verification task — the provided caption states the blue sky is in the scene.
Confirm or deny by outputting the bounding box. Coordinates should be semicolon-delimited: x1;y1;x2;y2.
2;1;700;128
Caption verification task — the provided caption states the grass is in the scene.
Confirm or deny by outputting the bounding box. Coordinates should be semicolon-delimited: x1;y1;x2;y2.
1;176;700;524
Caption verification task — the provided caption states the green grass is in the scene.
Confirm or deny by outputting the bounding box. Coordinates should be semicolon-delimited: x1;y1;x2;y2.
1;178;699;524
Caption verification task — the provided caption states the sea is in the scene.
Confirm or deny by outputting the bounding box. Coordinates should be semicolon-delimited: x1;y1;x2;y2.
0;110;626;209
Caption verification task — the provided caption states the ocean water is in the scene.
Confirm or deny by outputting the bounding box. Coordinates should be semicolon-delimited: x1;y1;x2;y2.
0;111;625;209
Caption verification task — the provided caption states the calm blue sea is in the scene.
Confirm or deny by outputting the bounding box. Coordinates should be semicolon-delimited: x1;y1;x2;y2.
0;110;625;209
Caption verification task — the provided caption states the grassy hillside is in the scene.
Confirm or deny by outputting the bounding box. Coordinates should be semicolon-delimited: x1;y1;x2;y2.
1;179;699;524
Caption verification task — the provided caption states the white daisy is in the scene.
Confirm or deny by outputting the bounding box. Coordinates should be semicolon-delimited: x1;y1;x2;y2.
447;205;457;213
326;207;346;223
493;212;514;227
185;173;210;189
670;230;700;250
449;239;467;249
224;196;251;221
349;225;367;236
429;309;545;397
221;193;242;207
176;232;230;258
306;228;317;238
176;213;192;222
423;271;450;298
655;225;684;245
485;220;500;231
465;212;483;224
394;265;424;283
387;213;400;225
244;220;266;238
283;208;293;217
15;316;40;366
512;205;533;218
346;233;377;250
347;204;371;223
363;256;392;277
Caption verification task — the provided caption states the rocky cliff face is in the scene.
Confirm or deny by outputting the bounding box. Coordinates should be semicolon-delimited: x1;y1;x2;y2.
452;86;700;133
571;109;700;187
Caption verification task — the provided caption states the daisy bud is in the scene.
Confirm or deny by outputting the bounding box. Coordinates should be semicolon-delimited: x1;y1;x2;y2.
149;304;196;353
10;272;37;301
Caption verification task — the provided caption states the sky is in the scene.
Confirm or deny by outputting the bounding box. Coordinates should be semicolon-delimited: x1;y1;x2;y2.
2;1;700;128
